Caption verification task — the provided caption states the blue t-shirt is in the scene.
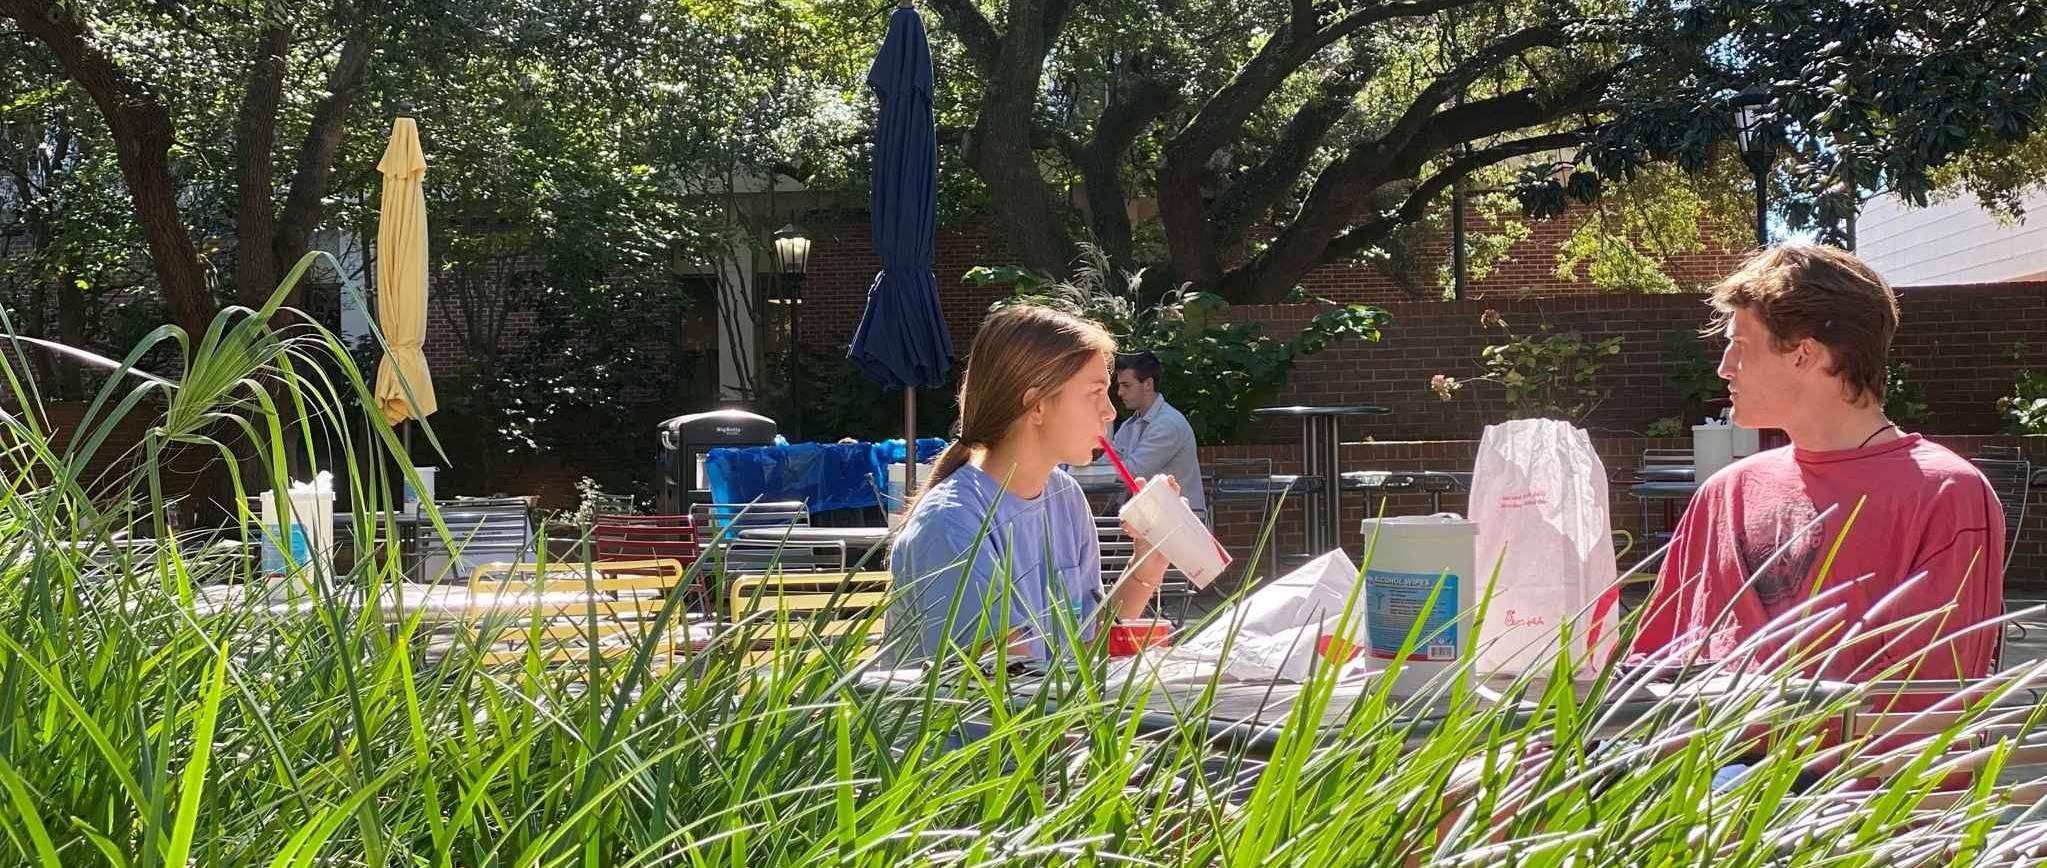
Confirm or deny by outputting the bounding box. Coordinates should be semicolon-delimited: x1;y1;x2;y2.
888;464;1102;662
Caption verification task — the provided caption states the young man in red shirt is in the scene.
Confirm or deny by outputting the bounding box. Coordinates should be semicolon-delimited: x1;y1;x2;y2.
1631;244;2005;683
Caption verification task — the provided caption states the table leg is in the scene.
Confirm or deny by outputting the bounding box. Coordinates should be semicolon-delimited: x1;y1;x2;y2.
1300;416;1327;552
1320;416;1343;552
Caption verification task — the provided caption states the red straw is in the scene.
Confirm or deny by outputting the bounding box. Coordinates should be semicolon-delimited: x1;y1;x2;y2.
1097;436;1142;495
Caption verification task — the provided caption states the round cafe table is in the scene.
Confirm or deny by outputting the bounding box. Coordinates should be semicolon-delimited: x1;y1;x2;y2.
1251;404;1389;553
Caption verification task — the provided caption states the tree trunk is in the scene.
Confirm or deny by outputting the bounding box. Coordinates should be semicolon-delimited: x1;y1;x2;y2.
0;0;217;339
271;32;373;310
233;26;291;308
1074;63;1176;277
965;113;1073;280
1074;144;1134;274
933;0;1076;279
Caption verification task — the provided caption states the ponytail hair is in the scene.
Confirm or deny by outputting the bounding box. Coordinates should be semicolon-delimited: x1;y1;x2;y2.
921;304;1115;497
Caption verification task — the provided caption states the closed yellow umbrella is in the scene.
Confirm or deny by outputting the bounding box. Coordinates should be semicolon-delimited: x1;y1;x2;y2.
374;116;436;426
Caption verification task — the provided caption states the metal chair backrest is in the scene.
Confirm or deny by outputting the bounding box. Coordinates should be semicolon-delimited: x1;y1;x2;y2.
457;559;708;670
593;513;692;527
689;502;841;574
1971;446;2030;566
419;498;536;583
1207;456;1279;583
1636;448;1695;481
591;520;699;565
689;502;809;548
1095;516;1195;623
723;535;845;575
1097;517;1135;586
468;558;688;596
726;570;892;654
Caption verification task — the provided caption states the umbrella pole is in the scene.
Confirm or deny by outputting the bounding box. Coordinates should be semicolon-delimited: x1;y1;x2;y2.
904;388;917;496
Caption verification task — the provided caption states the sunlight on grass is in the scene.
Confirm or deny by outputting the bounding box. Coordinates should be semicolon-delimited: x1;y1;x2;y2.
0;253;2041;865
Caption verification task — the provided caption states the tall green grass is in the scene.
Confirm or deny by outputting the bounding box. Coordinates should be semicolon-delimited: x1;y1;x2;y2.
0;253;2041;865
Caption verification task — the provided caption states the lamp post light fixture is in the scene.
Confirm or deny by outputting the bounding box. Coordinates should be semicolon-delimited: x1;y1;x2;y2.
773;223;812;287
772;223;811;438
1731;87;1773;249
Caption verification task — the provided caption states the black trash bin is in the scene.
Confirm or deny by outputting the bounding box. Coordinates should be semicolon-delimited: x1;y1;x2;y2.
655;409;778;515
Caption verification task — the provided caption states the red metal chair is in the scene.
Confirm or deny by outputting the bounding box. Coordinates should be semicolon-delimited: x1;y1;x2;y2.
587;516;703;608
591;518;697;563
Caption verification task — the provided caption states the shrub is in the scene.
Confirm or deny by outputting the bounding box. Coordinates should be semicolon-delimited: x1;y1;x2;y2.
973;245;1389;444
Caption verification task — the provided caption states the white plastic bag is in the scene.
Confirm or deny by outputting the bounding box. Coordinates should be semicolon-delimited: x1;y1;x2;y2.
1468;419;1620;675
1161;550;1368;682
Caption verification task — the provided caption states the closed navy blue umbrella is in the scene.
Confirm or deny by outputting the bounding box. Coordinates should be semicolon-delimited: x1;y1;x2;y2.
849;1;952;499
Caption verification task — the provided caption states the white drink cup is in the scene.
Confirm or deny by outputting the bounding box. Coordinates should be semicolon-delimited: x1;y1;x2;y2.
1117;474;1232;589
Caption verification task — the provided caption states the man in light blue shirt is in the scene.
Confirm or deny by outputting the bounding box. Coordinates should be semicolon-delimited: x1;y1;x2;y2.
1111;352;1207;525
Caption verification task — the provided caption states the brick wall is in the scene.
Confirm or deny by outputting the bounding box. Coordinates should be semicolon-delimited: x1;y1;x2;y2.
801;222;1018;350
1295;210;1753;304
416;250;547;379
1219;281;2047;444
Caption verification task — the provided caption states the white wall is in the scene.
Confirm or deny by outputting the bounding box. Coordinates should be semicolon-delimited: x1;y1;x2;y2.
308;227;373;346
1856;187;2047;285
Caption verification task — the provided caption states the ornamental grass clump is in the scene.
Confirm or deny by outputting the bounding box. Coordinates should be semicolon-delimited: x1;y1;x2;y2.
0;254;2041;865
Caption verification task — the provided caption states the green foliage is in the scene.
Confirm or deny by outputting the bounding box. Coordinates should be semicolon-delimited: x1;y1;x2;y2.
1552;167;1722;294
2000;369;2047;435
1558;0;2047;245
4;0;856;387
1482;329;1626;423
1665;331;1729;423
1644;416;1688;438
1884;360;1929;426
755;347;960;444
1431;192;1534;299
0;36;163;398
1434;310;1623;424
976;245;1390;444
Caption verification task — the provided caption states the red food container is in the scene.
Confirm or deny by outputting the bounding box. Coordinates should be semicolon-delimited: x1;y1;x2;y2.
1318;634;1361;665
1108;619;1173;657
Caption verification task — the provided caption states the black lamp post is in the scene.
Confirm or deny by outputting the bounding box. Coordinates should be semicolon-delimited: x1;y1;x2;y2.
772;223;811;437
1732;88;1773;249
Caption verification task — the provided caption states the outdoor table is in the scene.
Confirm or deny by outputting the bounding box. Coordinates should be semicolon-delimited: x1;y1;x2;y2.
1340;470;1470;515
855;664;1850;759
1629;480;1701;554
1252;404;1390;552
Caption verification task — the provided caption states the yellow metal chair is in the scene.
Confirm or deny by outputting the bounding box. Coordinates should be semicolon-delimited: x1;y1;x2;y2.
725;570;892;667
448;559;706;669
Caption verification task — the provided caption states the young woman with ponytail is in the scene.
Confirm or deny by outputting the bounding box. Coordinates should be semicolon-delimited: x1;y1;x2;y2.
889;304;1177;664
